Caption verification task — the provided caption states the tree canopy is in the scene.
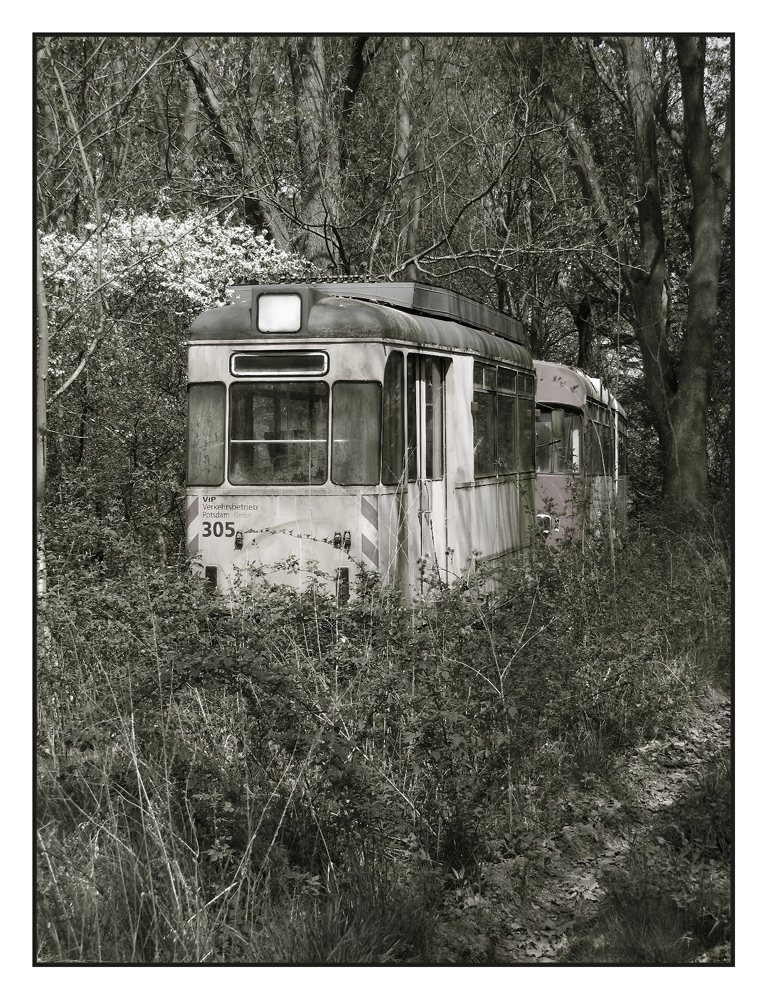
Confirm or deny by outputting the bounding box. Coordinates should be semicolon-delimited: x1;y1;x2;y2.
36;34;733;550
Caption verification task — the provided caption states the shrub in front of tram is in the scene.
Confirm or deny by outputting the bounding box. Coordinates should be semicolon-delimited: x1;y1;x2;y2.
39;215;311;565
37;511;728;959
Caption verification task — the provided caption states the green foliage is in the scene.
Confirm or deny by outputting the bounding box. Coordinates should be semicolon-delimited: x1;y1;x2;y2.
37;35;732;509
36;505;730;963
36;33;732;962
39;214;310;560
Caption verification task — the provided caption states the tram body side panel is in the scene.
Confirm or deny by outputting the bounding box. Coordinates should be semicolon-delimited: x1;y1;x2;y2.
588;474;613;534
535;471;624;543
615;474;627;534
535;472;583;541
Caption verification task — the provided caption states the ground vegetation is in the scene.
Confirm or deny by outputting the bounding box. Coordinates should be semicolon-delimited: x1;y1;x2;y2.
37;513;731;963
35;35;733;964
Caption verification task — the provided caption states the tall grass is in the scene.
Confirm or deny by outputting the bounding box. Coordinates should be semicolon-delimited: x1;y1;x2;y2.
36;506;731;963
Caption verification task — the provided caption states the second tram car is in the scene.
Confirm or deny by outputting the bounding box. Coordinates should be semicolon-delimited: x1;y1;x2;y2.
186;281;537;597
534;360;628;543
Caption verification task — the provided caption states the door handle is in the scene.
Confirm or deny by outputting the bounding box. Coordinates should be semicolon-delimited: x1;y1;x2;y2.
421;479;431;513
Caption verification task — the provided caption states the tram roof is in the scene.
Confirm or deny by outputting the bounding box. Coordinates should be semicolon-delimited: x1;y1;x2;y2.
190;282;531;367
310;282;524;343
534;360;626;416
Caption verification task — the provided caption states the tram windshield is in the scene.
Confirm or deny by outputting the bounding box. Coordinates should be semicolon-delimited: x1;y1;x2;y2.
535;408;581;474
229;381;329;485
332;382;382;485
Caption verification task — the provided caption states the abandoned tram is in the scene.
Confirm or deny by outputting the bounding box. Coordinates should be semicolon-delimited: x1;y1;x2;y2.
186;280;627;597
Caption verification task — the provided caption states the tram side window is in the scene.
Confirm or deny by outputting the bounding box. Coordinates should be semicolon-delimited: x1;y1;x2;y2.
473;364;495;478
535;409;581;474
618;423;628;475
407;355;418;481
474;364;531;478
424;358;445;480
585;408;600;475
332;382;382;485
187;382;226;486
615;413;628;476
382;351;405;485
517;375;535;473
497;369;517;474
564;412;581;473
599;423;614;476
585;406;613;476
535;410;554;474
229;381;328;485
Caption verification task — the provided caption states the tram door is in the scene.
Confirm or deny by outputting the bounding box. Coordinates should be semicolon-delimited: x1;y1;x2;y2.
407;355;448;585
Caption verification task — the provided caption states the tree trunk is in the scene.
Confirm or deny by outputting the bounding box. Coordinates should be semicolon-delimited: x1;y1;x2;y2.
618;37;691;503
36;231;49;597
288;36;342;269
571;295;593;371
671;35;732;507
522;35;731;510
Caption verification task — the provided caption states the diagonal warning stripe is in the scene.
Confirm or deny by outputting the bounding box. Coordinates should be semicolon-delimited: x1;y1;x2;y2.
186;495;200;553
361;495;379;570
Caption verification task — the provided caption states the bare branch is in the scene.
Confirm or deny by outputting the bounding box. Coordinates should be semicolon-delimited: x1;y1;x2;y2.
586;38;630;116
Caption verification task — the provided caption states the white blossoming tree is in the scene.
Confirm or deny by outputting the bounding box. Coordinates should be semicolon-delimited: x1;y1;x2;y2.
37;213;309;579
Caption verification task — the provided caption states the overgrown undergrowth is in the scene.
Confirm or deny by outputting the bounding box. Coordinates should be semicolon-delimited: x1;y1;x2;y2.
36;507;731;963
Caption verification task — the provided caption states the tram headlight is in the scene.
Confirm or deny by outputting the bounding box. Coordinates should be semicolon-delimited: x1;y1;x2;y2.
257;293;302;333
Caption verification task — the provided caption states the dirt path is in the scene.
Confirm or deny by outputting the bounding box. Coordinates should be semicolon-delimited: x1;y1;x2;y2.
434;683;731;964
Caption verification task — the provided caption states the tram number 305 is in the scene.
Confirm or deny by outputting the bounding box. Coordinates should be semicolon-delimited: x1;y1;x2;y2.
202;521;236;538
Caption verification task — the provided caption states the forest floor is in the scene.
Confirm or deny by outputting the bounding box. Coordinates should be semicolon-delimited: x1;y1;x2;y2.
432;682;731;965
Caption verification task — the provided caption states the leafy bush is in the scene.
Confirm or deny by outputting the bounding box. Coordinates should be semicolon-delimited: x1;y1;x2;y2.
36;504;731;962
39;214;311;561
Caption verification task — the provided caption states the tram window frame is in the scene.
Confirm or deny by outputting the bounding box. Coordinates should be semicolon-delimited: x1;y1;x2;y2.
407;355;418;481
585;403;614;476
618;422;628;475
473;363;528;479
535;407;581;475
599;423;614;477
516;374;535;474
535;409;554;474
424;357;446;481
382;351;405;485
187;382;226;486
585;406;599;475
472;363;496;478
230;351;329;377
616;413;628;476
497;370;517;475
331;381;382;486
406;355;447;482
228;380;329;486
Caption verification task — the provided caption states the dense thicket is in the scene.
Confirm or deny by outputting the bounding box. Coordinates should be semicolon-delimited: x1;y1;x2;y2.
39;214;309;564
37;520;731;962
